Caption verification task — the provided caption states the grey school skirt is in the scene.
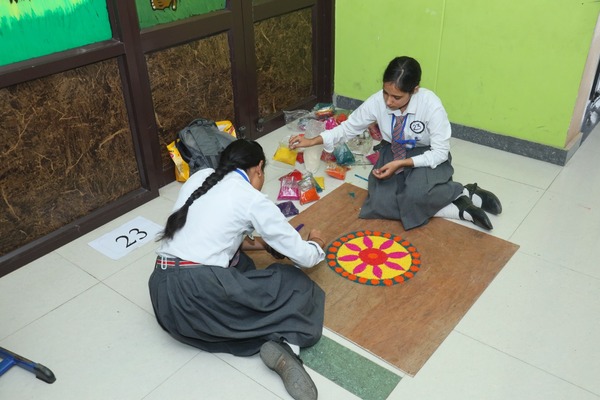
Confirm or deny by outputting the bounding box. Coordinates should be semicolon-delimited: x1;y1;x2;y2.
359;143;463;230
148;252;325;356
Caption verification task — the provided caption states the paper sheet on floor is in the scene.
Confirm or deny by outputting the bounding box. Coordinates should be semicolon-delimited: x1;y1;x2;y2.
88;216;163;260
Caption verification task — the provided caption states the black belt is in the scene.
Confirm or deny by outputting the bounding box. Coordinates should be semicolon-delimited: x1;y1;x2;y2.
155;256;202;270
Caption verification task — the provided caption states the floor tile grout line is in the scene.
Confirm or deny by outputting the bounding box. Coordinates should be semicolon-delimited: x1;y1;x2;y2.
510;247;600;282
99;281;156;318
213;354;288;400
452;330;600;398
139;350;203;400
452;162;560;192
0;281;104;344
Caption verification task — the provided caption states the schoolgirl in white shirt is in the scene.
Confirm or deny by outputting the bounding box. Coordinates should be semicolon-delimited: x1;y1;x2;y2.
290;56;502;231
150;139;324;400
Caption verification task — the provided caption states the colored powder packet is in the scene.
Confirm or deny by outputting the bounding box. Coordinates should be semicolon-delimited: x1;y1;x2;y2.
314;176;325;191
333;142;355;166
300;187;320;205
335;113;348;124
366;151;380;165
325;163;348;180
298;175;320;205
276;201;299;217
277;176;300;200
325;117;338;130
304;172;323;193
273;137;298;166
367;123;383;141
273;144;298;166
321;151;336;163
279;169;303;182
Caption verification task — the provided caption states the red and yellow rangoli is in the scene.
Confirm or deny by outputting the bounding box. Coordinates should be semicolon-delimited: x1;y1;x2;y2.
326;230;421;286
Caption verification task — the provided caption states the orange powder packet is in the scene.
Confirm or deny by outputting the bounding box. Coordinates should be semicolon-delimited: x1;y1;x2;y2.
298;175;320;205
300;187;320;205
325;163;348;180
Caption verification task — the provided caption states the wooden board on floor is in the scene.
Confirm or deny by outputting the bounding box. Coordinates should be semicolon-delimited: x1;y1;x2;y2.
248;183;519;376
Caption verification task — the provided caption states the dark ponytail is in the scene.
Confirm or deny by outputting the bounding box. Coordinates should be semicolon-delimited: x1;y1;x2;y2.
157;139;266;241
383;56;421;93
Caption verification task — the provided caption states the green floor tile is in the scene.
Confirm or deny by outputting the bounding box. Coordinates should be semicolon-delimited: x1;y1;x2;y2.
301;335;401;400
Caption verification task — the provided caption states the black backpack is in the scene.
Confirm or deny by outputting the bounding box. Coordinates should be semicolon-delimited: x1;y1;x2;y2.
175;118;236;174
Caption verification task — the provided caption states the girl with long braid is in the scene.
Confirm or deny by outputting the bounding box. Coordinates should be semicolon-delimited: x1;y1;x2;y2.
149;139;325;400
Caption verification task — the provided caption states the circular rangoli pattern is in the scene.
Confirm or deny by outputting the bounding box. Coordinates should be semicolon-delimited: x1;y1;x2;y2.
326;230;421;286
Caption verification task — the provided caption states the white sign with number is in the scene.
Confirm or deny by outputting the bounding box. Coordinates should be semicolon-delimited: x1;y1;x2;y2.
88;216;163;260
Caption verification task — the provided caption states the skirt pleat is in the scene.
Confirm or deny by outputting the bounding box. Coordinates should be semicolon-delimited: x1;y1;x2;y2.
149;253;325;356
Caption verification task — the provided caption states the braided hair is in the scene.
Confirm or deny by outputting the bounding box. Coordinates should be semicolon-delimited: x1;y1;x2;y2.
383;56;421;93
158;139;266;241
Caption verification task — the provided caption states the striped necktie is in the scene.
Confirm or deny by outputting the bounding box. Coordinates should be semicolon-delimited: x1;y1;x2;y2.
391;114;407;163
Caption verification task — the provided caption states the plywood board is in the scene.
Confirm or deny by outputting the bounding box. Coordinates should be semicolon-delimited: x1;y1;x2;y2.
249;183;519;375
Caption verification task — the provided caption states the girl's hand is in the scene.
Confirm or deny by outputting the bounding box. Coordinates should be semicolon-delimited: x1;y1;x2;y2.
372;160;405;179
265;244;286;259
289;135;322;150
243;237;285;259
307;229;325;249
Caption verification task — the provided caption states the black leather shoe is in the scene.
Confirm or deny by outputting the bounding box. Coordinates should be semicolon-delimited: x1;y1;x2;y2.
464;183;502;215
453;195;493;230
260;340;318;400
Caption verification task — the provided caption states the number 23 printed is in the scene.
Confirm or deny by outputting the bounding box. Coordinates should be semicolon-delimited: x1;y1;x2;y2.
115;228;148;248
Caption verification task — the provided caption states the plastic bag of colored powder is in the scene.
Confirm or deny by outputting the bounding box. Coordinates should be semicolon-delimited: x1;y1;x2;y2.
298;175;320;205
325;163;348;180
332;142;355;166
273;138;298;166
277;176;300;201
276;201;299;217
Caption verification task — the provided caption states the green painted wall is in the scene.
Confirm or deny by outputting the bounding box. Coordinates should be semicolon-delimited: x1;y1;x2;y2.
334;0;600;148
0;0;228;67
0;0;112;67
135;0;225;29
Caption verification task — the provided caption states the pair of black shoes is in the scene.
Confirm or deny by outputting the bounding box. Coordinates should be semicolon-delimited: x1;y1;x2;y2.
453;183;502;230
260;340;318;400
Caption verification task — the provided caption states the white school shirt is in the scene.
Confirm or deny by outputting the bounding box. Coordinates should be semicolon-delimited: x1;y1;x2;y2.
157;168;325;268
322;88;451;168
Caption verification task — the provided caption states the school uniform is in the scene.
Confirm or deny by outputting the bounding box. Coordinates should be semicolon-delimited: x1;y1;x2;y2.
149;168;326;356
322;88;463;229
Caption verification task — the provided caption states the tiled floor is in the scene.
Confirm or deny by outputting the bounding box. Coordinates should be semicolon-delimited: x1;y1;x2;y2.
1;123;600;400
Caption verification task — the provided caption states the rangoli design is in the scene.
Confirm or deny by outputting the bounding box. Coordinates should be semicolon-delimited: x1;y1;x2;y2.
326;230;421;286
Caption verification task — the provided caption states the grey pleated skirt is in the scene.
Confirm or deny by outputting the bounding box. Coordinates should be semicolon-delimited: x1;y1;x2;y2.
359;143;463;230
148;252;325;356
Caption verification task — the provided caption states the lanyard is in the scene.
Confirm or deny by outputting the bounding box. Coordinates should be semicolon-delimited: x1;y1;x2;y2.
391;114;417;148
234;168;250;183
